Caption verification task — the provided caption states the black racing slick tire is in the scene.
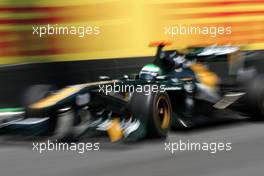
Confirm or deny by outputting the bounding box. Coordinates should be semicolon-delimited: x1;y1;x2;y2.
246;75;264;119
129;91;172;138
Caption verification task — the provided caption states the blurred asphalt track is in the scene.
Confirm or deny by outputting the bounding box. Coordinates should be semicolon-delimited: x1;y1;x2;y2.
0;120;264;176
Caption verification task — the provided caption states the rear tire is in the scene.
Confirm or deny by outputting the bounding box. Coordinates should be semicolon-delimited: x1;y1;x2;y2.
129;91;172;138
246;75;264;119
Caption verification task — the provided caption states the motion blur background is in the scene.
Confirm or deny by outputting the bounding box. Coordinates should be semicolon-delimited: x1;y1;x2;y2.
0;0;263;64
0;0;262;99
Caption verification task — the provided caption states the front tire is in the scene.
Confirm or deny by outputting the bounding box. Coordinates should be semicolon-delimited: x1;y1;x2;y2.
129;91;172;138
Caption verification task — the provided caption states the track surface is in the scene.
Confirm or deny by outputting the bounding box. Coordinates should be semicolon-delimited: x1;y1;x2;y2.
0;121;264;176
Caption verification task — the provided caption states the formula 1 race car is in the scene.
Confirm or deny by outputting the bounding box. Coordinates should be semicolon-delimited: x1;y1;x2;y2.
0;42;264;142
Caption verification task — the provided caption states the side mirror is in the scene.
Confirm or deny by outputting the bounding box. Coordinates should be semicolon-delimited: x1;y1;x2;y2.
99;75;111;80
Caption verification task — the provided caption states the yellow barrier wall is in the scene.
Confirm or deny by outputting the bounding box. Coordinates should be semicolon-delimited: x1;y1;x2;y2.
0;0;263;64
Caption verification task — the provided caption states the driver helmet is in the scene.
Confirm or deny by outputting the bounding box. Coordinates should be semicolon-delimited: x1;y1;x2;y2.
139;64;161;81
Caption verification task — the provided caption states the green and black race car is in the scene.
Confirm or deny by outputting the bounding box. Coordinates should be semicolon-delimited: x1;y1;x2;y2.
0;42;264;142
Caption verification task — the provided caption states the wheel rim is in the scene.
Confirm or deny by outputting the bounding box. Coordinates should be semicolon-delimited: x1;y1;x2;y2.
156;96;170;129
